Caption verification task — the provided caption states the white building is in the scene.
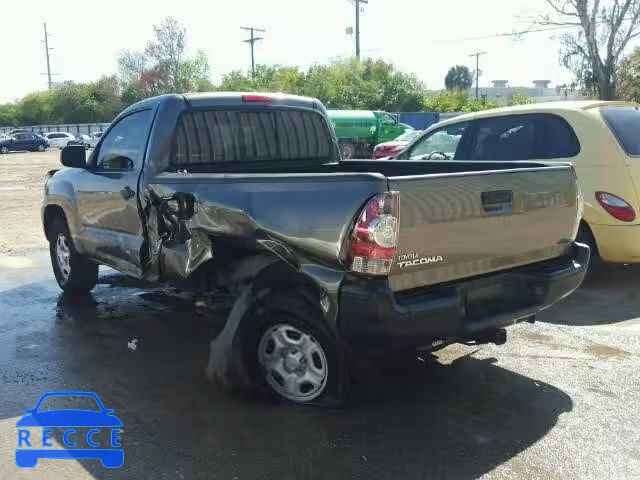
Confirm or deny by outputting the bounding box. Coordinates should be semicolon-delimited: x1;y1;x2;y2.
472;80;584;103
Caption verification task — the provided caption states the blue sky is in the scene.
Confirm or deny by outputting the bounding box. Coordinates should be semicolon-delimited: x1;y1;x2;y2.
0;0;622;102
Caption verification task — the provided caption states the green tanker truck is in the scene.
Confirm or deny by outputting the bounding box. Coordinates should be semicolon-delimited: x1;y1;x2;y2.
327;110;414;159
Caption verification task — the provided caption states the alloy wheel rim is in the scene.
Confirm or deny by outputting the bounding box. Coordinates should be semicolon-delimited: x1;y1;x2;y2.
258;324;328;402
55;234;71;280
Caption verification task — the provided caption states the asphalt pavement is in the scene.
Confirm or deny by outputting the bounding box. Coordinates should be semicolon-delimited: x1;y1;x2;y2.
0;251;639;479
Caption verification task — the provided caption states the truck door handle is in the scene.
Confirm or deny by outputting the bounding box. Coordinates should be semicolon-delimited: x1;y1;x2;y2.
120;186;135;200
481;190;513;215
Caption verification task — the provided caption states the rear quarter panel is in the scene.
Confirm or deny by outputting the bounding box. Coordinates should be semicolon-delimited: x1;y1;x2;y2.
566;109;640;226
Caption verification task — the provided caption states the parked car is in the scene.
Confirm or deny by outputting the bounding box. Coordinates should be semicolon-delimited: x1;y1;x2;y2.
395;101;640;266
88;131;103;148
0;133;48;153
9;129;30;135
67;134;91;149
328;110;414;159
372;129;421;159
42;93;588;404
44;132;77;149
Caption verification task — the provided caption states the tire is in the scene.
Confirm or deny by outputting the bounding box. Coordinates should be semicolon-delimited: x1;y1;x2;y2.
576;222;599;262
0;146;8;154
339;142;357;160
37;144;45;152
49;217;98;293
242;288;347;405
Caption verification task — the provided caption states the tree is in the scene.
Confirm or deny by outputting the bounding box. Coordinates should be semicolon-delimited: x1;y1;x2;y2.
116;17;214;102
444;65;473;91
117;50;149;84
535;0;640;99
618;46;640;100
145;17;187;92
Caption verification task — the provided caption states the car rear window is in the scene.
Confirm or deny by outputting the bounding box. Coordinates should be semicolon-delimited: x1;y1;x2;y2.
601;106;640;156
171;109;336;168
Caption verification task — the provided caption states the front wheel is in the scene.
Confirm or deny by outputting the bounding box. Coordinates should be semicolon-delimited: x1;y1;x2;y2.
339;142;357;160
0;146;8;154
37;144;45;152
49;217;98;293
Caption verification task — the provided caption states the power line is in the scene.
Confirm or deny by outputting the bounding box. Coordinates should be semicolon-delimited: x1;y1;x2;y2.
469;50;487;99
241;26;265;78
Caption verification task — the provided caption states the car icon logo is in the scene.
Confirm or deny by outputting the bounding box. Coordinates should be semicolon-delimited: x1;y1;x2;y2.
15;391;124;468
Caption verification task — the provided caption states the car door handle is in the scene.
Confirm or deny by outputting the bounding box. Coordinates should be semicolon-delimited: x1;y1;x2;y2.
120;186;135;200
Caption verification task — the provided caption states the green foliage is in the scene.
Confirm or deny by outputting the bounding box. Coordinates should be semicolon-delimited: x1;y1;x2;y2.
422;90;499;113
219;59;425;112
444;65;473;91
618;47;640;102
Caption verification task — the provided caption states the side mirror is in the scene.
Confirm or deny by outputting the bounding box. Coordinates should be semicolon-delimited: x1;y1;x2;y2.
61;145;87;168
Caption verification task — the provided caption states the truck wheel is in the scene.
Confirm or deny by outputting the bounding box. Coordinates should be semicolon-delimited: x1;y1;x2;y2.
340;142;356;160
49;217;98;293
246;290;347;405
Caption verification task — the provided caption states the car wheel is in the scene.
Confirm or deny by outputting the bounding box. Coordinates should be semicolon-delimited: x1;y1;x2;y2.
49;217;98;293
37;144;45;152
339;142;357;160
244;289;347;405
0;146;8;154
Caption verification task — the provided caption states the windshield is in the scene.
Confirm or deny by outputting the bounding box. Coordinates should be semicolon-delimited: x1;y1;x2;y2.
395;130;420;142
601;106;640;156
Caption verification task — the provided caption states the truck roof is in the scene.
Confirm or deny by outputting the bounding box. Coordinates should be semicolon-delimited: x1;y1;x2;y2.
327;110;376;120
121;92;323;116
433;100;640;129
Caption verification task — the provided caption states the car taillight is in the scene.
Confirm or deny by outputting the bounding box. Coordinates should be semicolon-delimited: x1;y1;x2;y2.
242;94;272;103
595;191;636;222
348;191;400;275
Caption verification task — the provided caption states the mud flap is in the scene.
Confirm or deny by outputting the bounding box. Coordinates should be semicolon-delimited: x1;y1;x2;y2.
205;287;254;393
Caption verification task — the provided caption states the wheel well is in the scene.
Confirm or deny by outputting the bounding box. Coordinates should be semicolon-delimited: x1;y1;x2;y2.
578;220;599;256
43;205;67;242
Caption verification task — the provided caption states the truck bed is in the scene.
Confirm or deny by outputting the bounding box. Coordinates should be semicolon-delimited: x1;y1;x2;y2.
152;159;579;290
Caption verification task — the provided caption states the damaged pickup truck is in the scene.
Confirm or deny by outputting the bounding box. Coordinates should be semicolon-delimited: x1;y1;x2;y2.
42;92;589;404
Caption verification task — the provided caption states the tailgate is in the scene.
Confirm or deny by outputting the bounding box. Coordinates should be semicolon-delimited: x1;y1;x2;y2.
388;165;580;291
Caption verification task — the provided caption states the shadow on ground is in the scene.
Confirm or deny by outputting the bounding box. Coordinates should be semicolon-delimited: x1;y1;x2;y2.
540;262;640;326
0;273;572;479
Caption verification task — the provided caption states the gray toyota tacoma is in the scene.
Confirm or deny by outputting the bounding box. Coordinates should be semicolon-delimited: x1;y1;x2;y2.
42;92;589;404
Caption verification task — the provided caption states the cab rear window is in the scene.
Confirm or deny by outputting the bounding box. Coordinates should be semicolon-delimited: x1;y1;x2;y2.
601;106;640;156
171;109;335;167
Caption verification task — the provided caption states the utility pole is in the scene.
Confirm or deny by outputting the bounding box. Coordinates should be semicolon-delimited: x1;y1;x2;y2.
354;0;368;59
469;50;487;99
241;26;265;78
42;23;53;89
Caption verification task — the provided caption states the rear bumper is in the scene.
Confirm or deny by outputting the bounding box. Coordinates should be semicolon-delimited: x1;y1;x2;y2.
337;242;590;353
590;223;640;263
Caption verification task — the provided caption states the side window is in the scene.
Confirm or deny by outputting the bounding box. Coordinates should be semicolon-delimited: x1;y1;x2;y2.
381;113;397;125
470;114;579;161
95;110;153;171
407;123;469;160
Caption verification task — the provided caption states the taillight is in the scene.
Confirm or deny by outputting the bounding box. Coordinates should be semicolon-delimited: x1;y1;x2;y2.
595;191;636;222
348;191;400;275
242;94;272;103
